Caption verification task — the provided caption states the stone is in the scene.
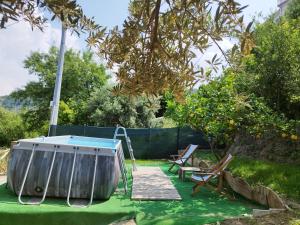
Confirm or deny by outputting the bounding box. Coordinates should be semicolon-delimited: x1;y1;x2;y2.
253;208;286;217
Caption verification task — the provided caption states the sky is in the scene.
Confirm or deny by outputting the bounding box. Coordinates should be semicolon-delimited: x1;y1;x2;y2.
0;0;278;96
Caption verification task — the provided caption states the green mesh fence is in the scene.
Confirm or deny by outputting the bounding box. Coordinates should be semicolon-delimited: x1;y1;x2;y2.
49;125;209;159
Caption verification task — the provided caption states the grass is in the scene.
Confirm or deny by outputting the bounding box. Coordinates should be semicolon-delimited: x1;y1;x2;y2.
196;151;300;201
0;160;258;225
229;157;300;201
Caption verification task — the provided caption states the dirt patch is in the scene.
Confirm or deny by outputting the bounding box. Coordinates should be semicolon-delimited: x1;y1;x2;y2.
109;219;136;225
0;148;9;175
216;211;300;225
229;132;300;165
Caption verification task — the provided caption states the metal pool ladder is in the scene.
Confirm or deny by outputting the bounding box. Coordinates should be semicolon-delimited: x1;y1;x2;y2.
113;126;137;193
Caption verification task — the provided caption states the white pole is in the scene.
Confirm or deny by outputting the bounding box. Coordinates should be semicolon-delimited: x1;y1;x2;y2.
48;24;67;135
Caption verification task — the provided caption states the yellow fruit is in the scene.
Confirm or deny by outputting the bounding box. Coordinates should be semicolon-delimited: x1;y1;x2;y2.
291;135;298;141
281;133;287;138
229;120;235;125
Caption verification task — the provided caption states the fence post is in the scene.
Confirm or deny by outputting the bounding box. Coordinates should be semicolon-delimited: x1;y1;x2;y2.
148;128;151;157
48;125;57;137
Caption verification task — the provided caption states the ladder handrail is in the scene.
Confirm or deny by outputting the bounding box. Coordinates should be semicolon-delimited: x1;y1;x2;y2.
113;126;128;139
113;126;137;171
125;137;137;171
18;144;57;205
117;148;128;193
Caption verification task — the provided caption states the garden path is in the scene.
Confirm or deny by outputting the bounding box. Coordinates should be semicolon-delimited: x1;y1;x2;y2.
131;167;181;200
0;175;6;184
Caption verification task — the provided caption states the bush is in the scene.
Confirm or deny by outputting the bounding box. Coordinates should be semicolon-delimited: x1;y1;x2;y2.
84;86;160;128
240;18;300;120
166;71;298;152
0;107;25;146
285;0;300;20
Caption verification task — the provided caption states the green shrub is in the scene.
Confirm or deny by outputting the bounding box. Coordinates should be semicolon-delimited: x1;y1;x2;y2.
166;72;296;150
240;18;300;120
286;0;300;20
0;107;25;146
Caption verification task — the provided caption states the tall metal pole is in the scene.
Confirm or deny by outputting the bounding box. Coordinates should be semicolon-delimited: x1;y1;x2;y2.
48;24;67;136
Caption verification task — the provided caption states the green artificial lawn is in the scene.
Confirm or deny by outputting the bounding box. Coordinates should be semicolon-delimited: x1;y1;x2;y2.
0;160;258;225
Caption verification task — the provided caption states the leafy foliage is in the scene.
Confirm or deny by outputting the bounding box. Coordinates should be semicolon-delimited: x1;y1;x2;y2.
97;0;254;99
0;107;25;146
11;47;108;132
0;0;106;42
166;72;297;151
84;86;161;128
285;0;300;20
1;0;254;100
240;18;300;120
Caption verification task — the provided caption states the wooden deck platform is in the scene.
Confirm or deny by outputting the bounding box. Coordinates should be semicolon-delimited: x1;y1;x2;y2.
0;175;6;185
131;167;182;201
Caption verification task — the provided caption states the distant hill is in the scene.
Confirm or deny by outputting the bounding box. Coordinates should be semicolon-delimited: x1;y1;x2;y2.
0;95;25;111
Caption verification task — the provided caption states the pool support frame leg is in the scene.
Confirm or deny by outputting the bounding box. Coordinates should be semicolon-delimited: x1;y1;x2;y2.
67;147;98;207
18;144;57;205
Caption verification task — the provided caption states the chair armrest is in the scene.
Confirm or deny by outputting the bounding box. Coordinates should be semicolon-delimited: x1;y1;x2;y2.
193;172;215;175
170;154;180;160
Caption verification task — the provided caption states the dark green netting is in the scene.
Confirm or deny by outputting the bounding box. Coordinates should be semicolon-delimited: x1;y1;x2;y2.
49;125;209;159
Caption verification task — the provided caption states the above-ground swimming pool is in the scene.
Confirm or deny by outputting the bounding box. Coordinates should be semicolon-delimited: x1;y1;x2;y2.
7;135;125;202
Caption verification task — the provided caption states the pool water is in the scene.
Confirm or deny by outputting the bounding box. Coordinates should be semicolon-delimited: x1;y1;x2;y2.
19;135;120;149
67;137;117;149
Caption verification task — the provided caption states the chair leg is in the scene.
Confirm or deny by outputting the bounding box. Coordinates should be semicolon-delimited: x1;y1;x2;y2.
168;163;176;173
217;172;224;192
192;182;204;196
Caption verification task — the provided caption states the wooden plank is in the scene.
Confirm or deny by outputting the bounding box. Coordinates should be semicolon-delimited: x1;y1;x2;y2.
131;167;181;201
0;175;6;185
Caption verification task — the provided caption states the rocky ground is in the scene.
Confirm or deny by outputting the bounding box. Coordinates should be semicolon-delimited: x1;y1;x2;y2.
215;211;300;225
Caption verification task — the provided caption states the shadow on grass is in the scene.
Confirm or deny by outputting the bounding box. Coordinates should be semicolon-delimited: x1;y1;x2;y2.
0;211;133;225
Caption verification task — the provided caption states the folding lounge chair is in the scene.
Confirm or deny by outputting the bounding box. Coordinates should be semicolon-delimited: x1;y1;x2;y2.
191;153;233;196
168;144;198;173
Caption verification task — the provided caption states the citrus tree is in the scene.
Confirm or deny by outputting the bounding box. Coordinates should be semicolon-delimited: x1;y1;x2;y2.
166;71;298;157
